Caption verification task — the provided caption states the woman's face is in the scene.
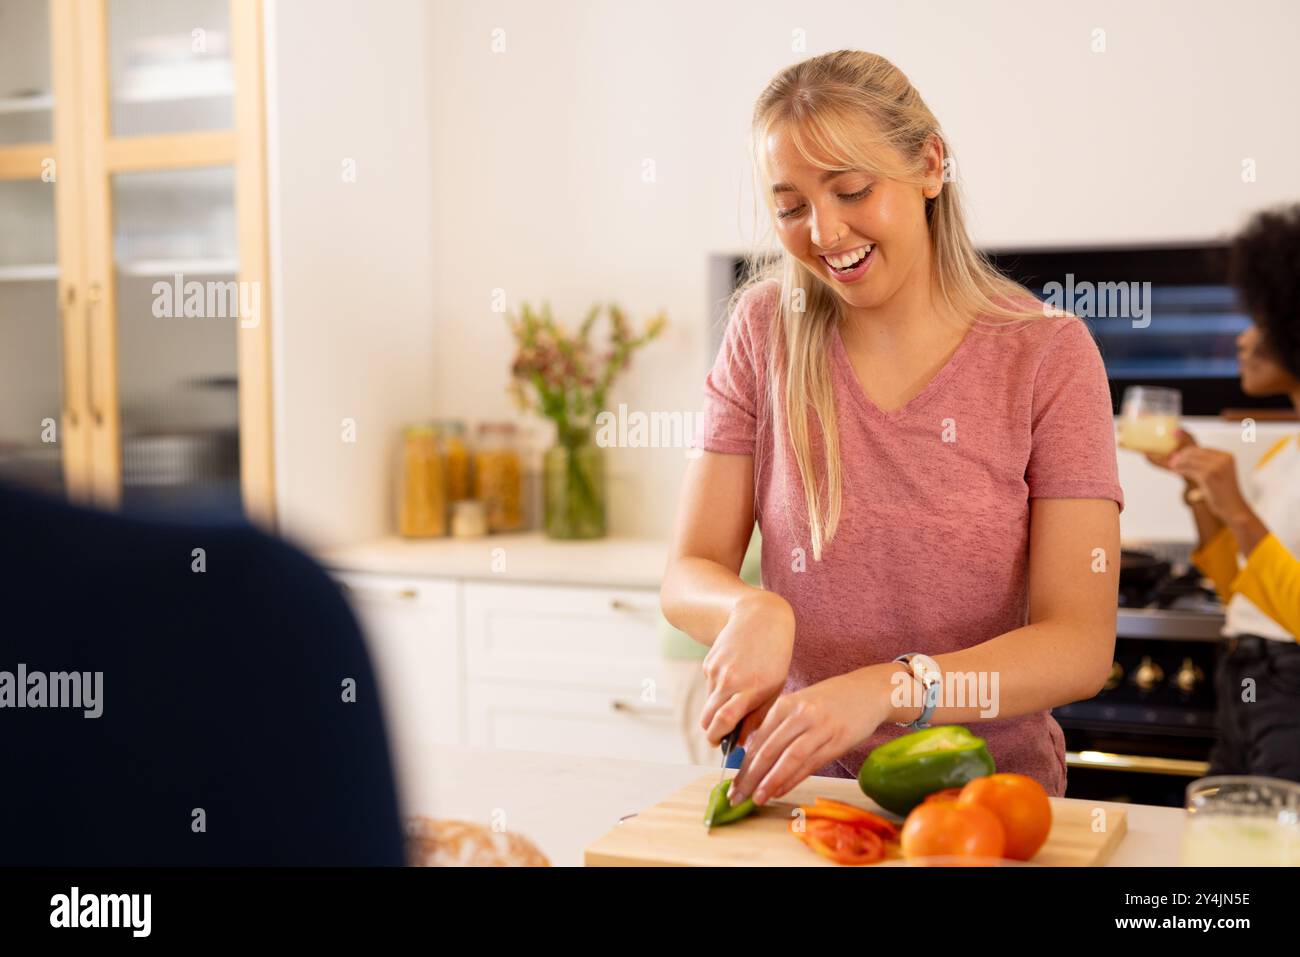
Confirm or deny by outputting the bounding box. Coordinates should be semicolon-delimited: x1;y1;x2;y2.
764;126;942;314
1236;322;1298;396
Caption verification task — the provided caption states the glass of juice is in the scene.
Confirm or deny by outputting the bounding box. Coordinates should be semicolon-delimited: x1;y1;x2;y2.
1180;776;1300;866
1117;386;1182;455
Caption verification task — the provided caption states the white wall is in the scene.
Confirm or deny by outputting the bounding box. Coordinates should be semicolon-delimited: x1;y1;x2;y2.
265;0;1299;547
423;0;1300;543
1119;417;1296;543
265;0;437;549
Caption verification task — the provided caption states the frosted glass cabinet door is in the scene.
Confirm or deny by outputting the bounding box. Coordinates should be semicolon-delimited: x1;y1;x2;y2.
107;0;235;137
0;0;54;145
113;166;241;516
0;178;64;495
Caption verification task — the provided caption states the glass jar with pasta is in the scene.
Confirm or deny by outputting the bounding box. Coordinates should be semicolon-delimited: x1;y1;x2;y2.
473;422;523;532
435;419;472;502
398;424;448;537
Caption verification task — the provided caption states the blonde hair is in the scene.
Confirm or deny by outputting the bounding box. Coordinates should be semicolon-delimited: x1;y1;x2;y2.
728;50;1043;561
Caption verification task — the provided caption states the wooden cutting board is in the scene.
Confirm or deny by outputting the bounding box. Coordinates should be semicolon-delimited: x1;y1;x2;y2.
584;771;1127;867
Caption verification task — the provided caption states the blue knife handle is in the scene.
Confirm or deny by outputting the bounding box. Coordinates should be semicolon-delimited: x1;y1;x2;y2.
721;725;744;769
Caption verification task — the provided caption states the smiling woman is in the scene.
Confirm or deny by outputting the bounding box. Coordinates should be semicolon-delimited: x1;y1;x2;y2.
661;50;1124;808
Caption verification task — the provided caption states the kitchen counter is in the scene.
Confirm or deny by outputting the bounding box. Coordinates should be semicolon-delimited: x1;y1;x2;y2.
399;744;1187;867
318;536;1227;640
319;533;668;589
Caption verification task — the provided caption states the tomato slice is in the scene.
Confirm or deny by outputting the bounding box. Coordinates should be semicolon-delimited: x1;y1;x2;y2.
802;819;884;865
799;798;900;841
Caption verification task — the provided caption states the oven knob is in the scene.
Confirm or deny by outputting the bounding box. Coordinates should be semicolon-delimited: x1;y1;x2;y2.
1173;657;1205;694
1133;655;1165;692
1103;661;1124;692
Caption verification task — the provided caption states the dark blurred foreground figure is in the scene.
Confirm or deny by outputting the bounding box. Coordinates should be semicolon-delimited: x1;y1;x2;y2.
0;480;405;865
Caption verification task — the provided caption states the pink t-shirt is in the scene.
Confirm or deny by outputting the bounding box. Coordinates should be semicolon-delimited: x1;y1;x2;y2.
699;279;1124;795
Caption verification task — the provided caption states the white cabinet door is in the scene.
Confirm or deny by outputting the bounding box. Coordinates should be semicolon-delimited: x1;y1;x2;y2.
466;680;690;765
333;572;462;767
463;581;692;763
464;581;663;687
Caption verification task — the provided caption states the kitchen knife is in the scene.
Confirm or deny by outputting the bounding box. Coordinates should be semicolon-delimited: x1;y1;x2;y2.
704;724;742;832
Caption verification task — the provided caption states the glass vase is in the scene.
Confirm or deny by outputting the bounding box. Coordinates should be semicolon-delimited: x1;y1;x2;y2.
543;437;606;540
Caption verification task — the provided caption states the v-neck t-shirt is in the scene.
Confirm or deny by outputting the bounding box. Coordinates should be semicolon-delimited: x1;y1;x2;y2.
698;279;1124;794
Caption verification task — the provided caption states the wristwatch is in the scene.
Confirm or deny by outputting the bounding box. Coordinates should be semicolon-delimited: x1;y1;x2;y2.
892;653;941;730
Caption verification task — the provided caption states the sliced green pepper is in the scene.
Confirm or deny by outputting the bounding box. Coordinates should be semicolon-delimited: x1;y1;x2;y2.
857;725;995;816
704;779;757;827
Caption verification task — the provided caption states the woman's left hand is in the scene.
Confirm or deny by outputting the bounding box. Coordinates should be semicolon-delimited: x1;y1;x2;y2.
1166;446;1251;523
728;670;886;805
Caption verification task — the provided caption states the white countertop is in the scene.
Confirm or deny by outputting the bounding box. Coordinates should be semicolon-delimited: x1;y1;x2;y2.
319;533;669;590
398;744;1187;867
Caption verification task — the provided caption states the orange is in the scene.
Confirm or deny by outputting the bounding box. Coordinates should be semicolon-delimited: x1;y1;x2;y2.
900;799;1005;860
957;773;1052;861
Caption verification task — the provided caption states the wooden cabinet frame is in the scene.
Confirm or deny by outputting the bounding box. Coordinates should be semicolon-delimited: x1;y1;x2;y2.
0;0;275;523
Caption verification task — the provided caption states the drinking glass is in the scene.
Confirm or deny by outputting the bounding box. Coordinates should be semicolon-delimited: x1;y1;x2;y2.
1180;776;1300;866
1117;386;1182;455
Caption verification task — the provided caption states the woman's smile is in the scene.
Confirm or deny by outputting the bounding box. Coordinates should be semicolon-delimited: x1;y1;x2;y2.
820;243;877;282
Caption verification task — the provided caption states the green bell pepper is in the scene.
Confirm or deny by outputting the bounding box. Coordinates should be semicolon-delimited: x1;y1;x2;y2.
857;725;995;816
703;779;757;827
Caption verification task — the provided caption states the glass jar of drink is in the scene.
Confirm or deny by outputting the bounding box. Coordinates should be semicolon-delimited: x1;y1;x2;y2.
1117;385;1182;455
1180;775;1300;866
398;424;447;537
473;423;523;532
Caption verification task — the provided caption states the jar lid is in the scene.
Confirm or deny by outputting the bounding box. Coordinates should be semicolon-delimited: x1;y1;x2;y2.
432;419;467;436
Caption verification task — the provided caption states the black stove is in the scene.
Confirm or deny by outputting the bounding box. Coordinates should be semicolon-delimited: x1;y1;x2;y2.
1053;546;1226;807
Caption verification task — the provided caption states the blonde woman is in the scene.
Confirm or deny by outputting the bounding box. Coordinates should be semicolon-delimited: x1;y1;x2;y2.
661;51;1123;807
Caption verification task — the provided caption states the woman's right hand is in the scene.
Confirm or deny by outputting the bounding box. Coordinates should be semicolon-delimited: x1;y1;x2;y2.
699;590;795;749
1145;428;1197;472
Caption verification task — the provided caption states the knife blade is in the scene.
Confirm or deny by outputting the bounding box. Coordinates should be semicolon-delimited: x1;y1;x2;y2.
705;724;743;832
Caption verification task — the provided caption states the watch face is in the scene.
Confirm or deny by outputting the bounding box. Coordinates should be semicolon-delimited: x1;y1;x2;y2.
910;654;942;684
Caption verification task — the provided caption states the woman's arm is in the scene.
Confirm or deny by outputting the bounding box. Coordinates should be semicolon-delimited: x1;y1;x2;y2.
1166;441;1299;637
1171;444;1266;602
661;451;796;748
660;451;762;643
872;496;1120;721
1232;535;1300;639
1147;430;1227;548
1189;495;1229;549
731;497;1120;805
1146;430;1241;600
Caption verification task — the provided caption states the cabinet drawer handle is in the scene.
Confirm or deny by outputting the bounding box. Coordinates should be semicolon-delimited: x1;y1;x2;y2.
85;282;104;427
610;699;673;718
610;598;657;616
338;581;420;602
59;285;79;428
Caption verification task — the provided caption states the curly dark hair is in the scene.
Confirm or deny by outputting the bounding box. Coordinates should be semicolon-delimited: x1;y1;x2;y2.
1229;203;1300;381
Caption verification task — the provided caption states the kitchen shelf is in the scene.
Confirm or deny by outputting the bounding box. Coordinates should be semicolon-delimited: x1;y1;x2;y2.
0;263;59;282
116;258;238;277
115;60;233;104
0;93;54;114
0;88;235;113
115;85;234;105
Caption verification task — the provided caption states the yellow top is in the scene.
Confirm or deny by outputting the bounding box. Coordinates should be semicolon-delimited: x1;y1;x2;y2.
1190;435;1300;641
